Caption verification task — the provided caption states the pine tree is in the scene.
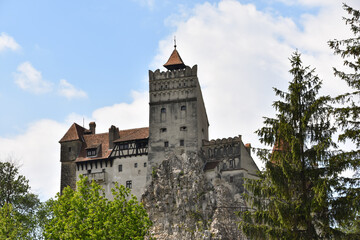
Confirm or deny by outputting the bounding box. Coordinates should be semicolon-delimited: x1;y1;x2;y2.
240;52;339;239
328;4;360;237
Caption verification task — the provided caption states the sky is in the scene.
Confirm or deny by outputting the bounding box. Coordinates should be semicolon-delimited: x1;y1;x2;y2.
1;0;359;201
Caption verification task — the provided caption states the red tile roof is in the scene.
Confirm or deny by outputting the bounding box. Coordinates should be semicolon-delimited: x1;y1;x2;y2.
71;126;149;162
163;48;186;70
114;127;149;142
59;123;85;143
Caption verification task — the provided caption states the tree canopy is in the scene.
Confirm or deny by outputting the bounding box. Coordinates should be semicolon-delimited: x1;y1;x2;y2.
0;160;41;239
328;3;360;236
44;175;152;239
240;51;340;239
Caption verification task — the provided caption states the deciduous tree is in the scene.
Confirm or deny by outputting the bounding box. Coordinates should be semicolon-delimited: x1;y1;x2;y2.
0;160;40;239
44;175;152;239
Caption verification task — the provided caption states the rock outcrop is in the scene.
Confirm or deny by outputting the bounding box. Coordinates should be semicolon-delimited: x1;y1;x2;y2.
142;152;248;239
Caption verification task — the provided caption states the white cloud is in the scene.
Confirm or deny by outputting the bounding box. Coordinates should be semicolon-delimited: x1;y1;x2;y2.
14;62;88;99
58;79;87;99
0;91;147;201
3;0;360;200
0;32;20;52
152;0;360;168
91;91;148;132
0;120;67;200
14;62;53;94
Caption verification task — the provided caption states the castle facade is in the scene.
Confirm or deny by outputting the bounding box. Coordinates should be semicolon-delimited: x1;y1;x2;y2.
59;47;259;200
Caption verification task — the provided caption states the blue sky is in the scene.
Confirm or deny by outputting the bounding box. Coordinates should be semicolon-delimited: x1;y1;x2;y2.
1;0;359;200
0;0;318;137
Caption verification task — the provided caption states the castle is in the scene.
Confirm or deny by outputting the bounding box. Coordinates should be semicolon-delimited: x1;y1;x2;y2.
59;46;259;200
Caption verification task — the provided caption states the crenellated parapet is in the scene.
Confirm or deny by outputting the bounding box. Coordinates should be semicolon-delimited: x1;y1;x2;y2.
149;65;200;103
202;136;243;160
149;65;197;81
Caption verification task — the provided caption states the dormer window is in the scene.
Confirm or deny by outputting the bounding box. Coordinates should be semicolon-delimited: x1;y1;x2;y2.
87;148;97;157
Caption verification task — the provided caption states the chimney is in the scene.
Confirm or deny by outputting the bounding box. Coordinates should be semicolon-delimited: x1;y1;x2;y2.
89;122;96;134
109;125;120;149
245;143;251;156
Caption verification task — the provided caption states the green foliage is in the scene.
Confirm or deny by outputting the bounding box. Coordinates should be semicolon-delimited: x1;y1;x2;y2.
152;167;158;179
0;160;41;239
44;175;152;239
240;52;340;239
0;203;27;239
328;4;360;238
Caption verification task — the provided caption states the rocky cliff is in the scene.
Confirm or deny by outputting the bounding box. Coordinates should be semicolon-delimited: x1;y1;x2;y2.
142;151;248;239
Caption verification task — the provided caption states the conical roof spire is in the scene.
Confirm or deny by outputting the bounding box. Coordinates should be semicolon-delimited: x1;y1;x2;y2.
163;37;186;70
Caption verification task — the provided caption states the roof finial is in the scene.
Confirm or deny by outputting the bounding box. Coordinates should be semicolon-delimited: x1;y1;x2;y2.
174;36;177;49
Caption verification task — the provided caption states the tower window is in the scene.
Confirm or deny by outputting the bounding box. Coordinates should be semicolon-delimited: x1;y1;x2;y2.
180;126;187;131
126;180;132;189
181;105;186;110
180;140;184;146
161;108;166;113
164;141;169;147
118;165;122;172
230;159;234;168
134;163;138;168
160;128;167;133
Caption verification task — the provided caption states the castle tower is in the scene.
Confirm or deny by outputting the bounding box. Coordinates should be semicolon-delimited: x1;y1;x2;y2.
148;45;209;174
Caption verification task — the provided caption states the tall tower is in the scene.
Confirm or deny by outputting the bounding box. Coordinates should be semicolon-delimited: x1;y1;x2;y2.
148;45;209;173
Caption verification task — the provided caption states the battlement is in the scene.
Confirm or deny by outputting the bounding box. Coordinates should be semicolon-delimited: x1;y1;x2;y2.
149;65;197;81
202;135;242;146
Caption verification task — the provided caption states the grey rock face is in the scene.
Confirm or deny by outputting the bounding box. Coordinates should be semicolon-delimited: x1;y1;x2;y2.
142;152;247;240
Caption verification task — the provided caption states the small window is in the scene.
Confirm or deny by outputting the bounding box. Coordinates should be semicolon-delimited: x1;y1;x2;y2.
230;176;234;183
160;128;167;133
181;105;186;111
87;149;96;157
120;144;129;150
230;159;234;168
161;108;166;113
87;169;91;174
134;163;138;168
180;140;184;146
164;141;169;147
118;165;122;172
144;162;147;167
68;147;72;152
126;180;132;189
180;126;187;131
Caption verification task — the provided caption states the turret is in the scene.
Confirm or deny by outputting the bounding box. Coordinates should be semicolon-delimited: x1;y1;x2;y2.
147;45;209;180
